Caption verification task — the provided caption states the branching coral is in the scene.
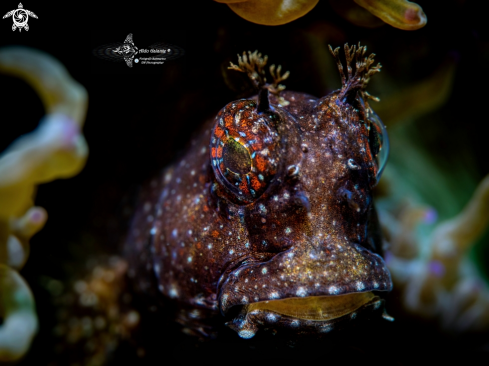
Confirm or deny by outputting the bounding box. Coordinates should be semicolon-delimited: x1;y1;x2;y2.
216;0;426;30
382;174;489;332
0;47;88;362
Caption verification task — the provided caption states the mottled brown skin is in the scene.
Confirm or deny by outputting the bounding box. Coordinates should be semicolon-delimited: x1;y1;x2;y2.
124;55;392;338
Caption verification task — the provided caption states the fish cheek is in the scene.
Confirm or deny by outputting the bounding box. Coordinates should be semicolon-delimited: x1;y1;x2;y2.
243;189;311;253
336;172;372;245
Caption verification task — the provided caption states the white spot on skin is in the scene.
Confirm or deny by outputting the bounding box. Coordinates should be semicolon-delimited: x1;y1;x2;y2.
262;267;268;274
373;282;379;289
285;227;292;234
241;296;249;304
320;324;333;333
238;329;256;339
348;158;359;170
169;285;179;298
172;229;178;238
229;249;234;255
270;292;280;299
356;281;365;291
329;285;340;295
221;294;229;307
187;256;193;263
266;314;277;322
296;287;307;297
290;319;300;327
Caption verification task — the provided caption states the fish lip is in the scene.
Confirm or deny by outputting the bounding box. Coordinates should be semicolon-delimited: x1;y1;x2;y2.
225;293;386;338
243;292;382;321
217;242;393;315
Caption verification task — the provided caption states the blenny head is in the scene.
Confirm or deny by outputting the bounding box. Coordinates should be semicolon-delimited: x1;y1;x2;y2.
212;45;391;338
125;45;392;340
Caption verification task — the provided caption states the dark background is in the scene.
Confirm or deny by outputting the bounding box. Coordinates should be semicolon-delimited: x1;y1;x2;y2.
1;0;489;364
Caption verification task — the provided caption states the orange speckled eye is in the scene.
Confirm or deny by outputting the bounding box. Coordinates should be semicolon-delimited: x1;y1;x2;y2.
210;99;283;204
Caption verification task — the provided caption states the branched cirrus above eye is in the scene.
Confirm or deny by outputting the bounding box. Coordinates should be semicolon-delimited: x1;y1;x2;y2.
210;99;283;204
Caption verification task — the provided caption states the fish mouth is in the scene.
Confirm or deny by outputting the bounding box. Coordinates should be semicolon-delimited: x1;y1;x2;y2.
218;242;392;313
218;239;392;338
244;291;377;321
226;292;384;338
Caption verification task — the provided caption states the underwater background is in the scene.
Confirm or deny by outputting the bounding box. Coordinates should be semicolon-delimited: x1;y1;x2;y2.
1;0;489;364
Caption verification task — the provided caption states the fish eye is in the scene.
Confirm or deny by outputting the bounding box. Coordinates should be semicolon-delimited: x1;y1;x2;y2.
210;99;283;204
367;109;389;182
222;138;252;175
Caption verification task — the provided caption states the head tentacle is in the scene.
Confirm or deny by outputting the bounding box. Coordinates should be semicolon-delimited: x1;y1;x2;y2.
328;42;382;111
228;50;290;106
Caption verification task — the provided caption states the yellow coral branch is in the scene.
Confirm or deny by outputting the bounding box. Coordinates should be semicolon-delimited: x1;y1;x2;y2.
0;47;87;124
354;0;427;31
0;264;38;362
430;174;489;287
384;174;489;331
222;0;320;26
0;46;88;360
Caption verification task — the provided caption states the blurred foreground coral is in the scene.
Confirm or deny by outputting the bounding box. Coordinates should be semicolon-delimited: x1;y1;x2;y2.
215;0;427;30
380;174;489;332
0;47;88;362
